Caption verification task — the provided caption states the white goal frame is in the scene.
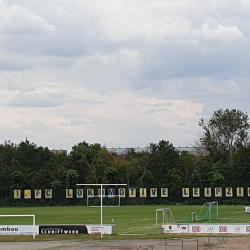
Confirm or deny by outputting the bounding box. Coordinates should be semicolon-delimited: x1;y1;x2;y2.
156;208;175;226
87;194;121;207
198;201;218;221
0;214;36;239
77;183;127;238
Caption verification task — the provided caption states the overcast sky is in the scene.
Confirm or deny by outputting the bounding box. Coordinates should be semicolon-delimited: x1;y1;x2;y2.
0;0;250;152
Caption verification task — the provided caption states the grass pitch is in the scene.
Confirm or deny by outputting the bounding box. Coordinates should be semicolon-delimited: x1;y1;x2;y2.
0;205;250;236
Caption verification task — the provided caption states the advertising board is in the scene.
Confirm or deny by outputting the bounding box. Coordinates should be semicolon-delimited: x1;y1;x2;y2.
0;225;39;235
162;223;250;234
85;224;114;234
39;225;88;234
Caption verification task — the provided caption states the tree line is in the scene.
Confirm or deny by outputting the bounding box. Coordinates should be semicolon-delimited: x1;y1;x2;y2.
1;108;250;206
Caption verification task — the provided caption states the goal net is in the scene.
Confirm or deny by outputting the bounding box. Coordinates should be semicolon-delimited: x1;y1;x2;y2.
156;208;175;226
198;201;218;221
187;212;197;223
87;195;121;207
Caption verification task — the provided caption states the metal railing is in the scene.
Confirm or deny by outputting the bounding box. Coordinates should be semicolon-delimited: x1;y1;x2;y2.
138;245;154;250
165;235;228;249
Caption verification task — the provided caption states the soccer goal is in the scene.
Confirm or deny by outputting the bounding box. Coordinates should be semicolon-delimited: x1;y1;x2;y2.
187;212;198;223
198;201;218;221
87;195;121;207
156;208;175;226
0;214;36;239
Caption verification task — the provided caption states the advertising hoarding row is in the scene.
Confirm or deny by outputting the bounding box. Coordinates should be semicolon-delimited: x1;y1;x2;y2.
162;223;250;234
0;225;113;235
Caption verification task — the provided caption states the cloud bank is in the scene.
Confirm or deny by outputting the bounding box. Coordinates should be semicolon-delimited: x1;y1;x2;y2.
0;0;249;151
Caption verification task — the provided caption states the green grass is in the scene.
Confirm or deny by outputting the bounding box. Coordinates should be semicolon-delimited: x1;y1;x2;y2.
0;205;250;236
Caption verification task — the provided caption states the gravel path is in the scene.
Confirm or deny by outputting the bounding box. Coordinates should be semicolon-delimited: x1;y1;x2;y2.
0;236;249;250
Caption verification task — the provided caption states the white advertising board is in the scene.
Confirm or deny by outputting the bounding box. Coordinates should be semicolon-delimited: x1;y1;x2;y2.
0;225;39;235
162;223;250;234
85;224;114;234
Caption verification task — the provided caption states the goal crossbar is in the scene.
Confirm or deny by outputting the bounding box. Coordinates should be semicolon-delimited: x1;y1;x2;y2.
0;214;36;239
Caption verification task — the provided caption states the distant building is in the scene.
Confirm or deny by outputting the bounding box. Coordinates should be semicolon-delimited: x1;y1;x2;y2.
106;146;207;156
175;146;208;156
50;149;67;155
106;147;150;155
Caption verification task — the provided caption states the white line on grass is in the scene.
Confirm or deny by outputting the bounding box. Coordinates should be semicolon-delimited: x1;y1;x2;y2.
121;225;156;234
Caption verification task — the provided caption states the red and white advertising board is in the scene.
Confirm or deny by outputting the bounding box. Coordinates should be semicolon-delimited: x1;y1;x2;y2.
85;224;114;234
162;223;250;234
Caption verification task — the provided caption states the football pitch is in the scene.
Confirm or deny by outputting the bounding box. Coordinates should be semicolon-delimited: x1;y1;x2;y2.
0;205;250;235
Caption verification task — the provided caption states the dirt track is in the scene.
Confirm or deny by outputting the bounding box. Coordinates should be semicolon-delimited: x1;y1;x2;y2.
0;236;249;250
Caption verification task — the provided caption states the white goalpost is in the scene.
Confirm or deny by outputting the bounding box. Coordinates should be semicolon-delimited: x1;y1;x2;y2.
0;214;36;239
76;183;127;238
198;201;218;221
156;208;175;226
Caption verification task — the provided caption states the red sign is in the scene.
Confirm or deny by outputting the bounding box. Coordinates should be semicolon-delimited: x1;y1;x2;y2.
181;226;187;230
192;226;201;232
219;226;228;232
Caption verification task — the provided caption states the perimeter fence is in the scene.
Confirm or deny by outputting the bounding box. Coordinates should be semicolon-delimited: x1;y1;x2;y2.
137;234;228;250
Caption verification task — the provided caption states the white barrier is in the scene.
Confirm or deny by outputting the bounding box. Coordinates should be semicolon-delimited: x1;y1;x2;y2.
85;224;114;234
162;223;250;234
0;225;39;237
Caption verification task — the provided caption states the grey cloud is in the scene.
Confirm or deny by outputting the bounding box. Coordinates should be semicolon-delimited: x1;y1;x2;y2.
124;103;134;107
0;72;34;91
139;40;248;83
6;92;68;107
147;109;156;114
1;0;250;152
146;108;168;114
178;123;188;126
157;108;168;112
0;4;57;36
70;98;105;105
22;119;49;132
71;119;83;126
143;102;173;107
59;122;70;126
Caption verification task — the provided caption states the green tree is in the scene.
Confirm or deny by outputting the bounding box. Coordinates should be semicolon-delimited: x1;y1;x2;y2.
178;151;196;186
197;157;213;187
51;180;63;202
190;170;202;187
118;158;144;189
70;141;102;183
86;148;112;184
141;170;155;189
16;139;52;171
105;167;118;184
11;170;26;189
31;169;53;189
66;169;79;189
199;109;250;159
211;172;224;188
148;140;179;188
